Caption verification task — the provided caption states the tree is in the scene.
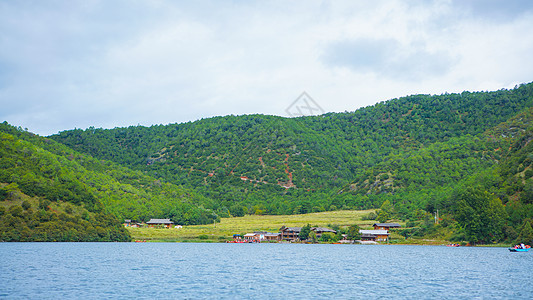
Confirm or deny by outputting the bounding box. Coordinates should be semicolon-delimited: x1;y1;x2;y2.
362;211;377;220
39;199;51;211
515;221;533;245
522;179;533;204
8;205;23;218
4;183;19;199
319;232;337;242
0;188;7;201
377;210;389;223
229;205;247;217
455;187;507;244
380;200;393;213
309;231;317;243
299;224;311;241
346;224;361;240
21;201;31;210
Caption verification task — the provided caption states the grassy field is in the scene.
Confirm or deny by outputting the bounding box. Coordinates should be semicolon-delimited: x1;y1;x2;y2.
128;209;384;242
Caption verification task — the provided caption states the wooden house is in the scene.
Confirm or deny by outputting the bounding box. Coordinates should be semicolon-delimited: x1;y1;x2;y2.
263;232;281;241
253;231;281;241
280;227;302;240
146;218;174;228
372;223;401;230
242;232;280;242
244;233;260;242
359;229;390;242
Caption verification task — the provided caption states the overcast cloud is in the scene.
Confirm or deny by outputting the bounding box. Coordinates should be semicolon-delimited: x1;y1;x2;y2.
1;0;533;135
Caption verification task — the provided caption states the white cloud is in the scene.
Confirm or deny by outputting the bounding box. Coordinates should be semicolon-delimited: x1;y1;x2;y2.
1;0;533;135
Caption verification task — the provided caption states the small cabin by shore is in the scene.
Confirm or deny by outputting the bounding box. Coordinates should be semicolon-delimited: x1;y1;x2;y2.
146;218;174;228
263;232;281;241
280;227;302;241
244;233;260;242
359;229;390;242
239;232;280;242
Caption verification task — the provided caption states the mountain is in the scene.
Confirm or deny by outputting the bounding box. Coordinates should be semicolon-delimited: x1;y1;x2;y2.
3;82;533;244
51;83;533;217
0;122;220;241
445;107;533;244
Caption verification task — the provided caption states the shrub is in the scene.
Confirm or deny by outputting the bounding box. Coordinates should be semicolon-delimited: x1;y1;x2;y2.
8;205;23;218
319;232;337;242
21;201;31;210
377;211;389;223
39;199;51;211
0;189;7;201
362;212;377;221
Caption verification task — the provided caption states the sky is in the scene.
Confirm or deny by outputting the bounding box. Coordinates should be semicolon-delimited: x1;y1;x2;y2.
1;0;533;136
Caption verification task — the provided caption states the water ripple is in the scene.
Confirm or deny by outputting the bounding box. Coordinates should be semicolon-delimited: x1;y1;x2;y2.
1;243;532;299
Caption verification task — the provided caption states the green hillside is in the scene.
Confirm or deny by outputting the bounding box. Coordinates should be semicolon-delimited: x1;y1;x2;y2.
3;82;533;244
0;122;221;241
51;84;533;216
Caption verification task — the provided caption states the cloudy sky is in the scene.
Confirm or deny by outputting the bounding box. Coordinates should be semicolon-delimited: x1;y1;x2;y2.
1;0;533;136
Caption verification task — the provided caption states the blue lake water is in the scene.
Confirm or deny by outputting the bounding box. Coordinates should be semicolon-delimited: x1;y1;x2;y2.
1;243;532;299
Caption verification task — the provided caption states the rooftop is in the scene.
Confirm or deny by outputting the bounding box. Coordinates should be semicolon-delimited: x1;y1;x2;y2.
359;230;390;235
281;227;302;232
373;223;401;228
146;218;174;224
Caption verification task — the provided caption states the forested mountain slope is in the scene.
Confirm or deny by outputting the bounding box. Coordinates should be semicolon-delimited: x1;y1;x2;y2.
441;107;533;244
50;83;533;219
3;82;533;244
0;123;219;241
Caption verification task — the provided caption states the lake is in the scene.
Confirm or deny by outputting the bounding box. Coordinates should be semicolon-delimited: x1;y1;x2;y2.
1;243;532;299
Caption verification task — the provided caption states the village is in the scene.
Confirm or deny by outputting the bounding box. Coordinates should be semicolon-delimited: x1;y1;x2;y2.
124;218;402;243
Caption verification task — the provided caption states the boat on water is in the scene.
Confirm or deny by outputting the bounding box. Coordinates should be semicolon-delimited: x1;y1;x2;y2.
508;244;530;252
509;248;529;252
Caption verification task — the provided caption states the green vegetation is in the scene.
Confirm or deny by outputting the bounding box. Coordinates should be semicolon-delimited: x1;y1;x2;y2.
49;82;533;245
127;210;377;242
0;122;222;241
516;221;533;245
0;187;130;242
3;82;533;243
0;122;220;227
346;224;362;241
299;224;311;240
